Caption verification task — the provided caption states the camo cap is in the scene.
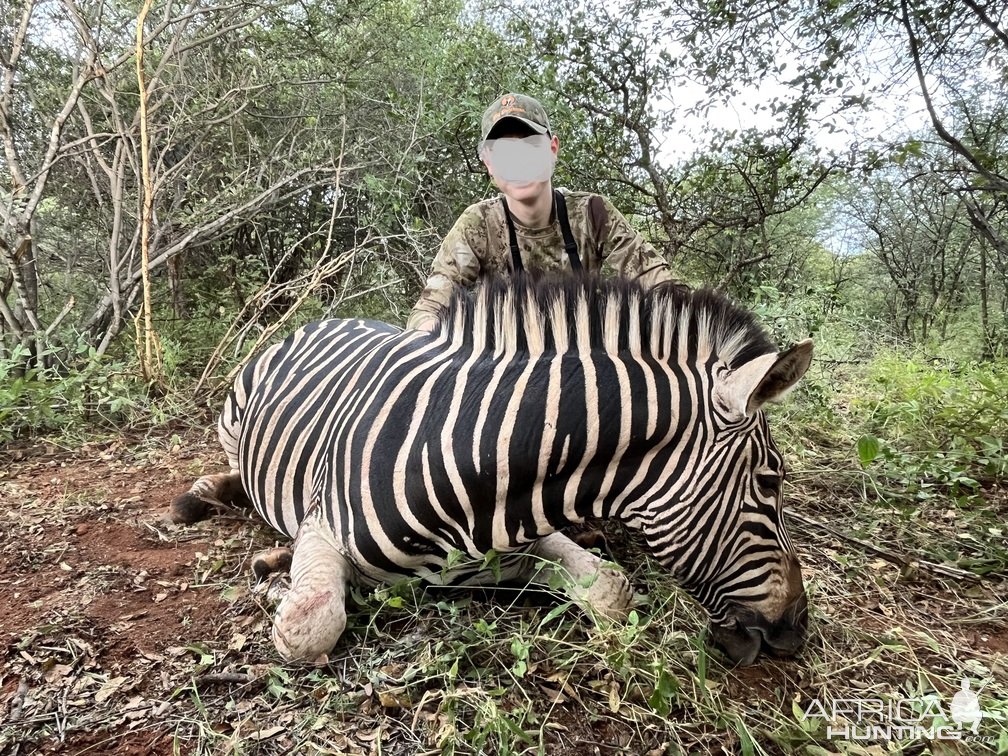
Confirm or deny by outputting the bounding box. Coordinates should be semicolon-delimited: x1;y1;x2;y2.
480;93;551;141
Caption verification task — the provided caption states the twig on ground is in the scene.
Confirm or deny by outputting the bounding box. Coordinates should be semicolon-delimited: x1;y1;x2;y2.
785;507;984;582
195;671;256;687
7;679;28;721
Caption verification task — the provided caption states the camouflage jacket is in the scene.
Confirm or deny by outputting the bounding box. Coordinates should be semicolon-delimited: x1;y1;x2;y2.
407;189;678;329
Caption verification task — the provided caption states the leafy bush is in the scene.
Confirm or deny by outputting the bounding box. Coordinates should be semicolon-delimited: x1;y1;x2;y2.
852;352;1008;494
746;283;1008;492
747;284;828;346
0;341;151;442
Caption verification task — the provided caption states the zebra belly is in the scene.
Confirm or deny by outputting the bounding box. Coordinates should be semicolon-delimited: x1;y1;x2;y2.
330;350;557;585
234;318;402;538
230;317;565;589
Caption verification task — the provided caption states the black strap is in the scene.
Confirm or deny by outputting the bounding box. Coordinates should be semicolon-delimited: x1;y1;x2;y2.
500;190;583;275
500;196;524;274
553;189;582;272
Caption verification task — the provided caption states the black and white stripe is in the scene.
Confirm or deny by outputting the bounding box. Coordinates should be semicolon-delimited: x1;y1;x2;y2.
221;275;802;623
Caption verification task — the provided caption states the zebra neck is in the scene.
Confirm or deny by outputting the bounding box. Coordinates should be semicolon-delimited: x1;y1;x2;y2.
445;347;691;550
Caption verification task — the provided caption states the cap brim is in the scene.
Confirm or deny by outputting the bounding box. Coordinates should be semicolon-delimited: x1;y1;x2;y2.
485;116;549;140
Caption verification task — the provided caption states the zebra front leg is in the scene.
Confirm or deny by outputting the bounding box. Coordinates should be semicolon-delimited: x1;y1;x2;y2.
272;510;351;664
170;471;250;524
527;532;634;621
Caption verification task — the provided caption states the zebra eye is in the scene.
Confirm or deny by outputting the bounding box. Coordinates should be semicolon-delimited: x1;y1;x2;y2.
754;473;782;496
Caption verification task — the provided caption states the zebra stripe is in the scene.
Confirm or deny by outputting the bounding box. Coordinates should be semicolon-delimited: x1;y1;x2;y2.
221;275;807;630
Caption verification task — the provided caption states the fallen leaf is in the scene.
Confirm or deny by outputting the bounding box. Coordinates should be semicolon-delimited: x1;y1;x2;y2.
122;695;147;712
228;633;247;651
608;680;621;713
95;676;127;703
539;684;568;704
44;664;74;683
247;725;285;741
378;689;411;709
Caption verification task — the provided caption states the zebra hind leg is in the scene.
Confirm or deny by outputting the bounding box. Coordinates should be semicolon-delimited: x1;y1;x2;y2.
271;511;351;664
170;471;250;524
525;532;634;621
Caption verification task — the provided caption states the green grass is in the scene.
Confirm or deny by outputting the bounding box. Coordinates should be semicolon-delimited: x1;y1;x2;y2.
147;534;1007;755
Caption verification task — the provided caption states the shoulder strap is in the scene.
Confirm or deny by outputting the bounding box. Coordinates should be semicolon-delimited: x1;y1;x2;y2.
588;194;609;257
500;196;524;274
553;189;583;273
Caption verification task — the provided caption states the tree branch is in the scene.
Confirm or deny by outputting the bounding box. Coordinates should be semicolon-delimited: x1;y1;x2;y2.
900;0;1008;193
0;0;37;192
961;0;1008;51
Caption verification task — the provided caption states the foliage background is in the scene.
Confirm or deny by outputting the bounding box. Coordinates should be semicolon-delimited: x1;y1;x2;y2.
4;1;1007;483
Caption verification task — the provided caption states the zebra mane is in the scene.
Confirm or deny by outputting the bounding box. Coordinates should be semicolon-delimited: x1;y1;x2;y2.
436;274;777;368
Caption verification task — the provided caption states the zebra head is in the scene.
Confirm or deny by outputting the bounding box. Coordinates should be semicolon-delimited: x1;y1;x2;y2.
642;331;813;666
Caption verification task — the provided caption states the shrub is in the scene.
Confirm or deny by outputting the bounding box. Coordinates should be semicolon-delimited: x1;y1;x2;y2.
852;352;1008;494
0;341;150;442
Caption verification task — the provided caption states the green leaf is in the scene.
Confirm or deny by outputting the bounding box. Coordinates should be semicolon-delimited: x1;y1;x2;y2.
648;666;679;716
857;435;880;467
736;718;756;756
500;714;532;743
647;686;670;717
537;602;572;629
481;549;501;581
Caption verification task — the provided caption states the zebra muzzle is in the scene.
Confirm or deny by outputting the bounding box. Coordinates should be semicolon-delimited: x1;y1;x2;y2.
758;591;808;657
710;621;764;666
710;592;808;665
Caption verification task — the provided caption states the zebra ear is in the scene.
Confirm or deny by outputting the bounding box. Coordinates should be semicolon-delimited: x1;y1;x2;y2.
745;339;813;413
715;339;814;419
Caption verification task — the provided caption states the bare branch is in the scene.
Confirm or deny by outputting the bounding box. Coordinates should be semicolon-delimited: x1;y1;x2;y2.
44;296;76;337
0;0;37;191
900;0;1008;193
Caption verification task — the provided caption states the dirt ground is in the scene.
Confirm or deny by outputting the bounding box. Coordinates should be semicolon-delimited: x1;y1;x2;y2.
1;426;1007;755
0;428;279;755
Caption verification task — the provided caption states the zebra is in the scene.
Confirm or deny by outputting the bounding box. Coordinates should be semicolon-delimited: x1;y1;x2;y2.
172;275;812;666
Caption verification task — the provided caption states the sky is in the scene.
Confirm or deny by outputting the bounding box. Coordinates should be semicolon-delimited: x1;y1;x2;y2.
651;31;934;164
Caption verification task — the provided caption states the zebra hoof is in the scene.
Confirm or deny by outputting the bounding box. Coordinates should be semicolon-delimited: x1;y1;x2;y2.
170;493;212;524
252;547;293;581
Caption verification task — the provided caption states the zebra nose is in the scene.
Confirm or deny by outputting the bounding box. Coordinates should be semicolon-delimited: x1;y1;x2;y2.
709;621;763;666
758;591;808;657
710;591;808;665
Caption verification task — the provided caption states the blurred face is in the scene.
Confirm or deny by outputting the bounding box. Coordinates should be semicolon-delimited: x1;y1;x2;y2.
479;123;559;203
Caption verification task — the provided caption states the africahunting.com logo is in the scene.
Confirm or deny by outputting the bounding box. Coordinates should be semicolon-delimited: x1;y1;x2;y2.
802;678;995;742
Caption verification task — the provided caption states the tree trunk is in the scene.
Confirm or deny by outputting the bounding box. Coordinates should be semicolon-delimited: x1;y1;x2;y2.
979;240;992;359
167;253;186;319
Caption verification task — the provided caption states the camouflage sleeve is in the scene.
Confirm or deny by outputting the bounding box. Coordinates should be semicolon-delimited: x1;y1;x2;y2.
406;205;485;330
598;197;679;288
